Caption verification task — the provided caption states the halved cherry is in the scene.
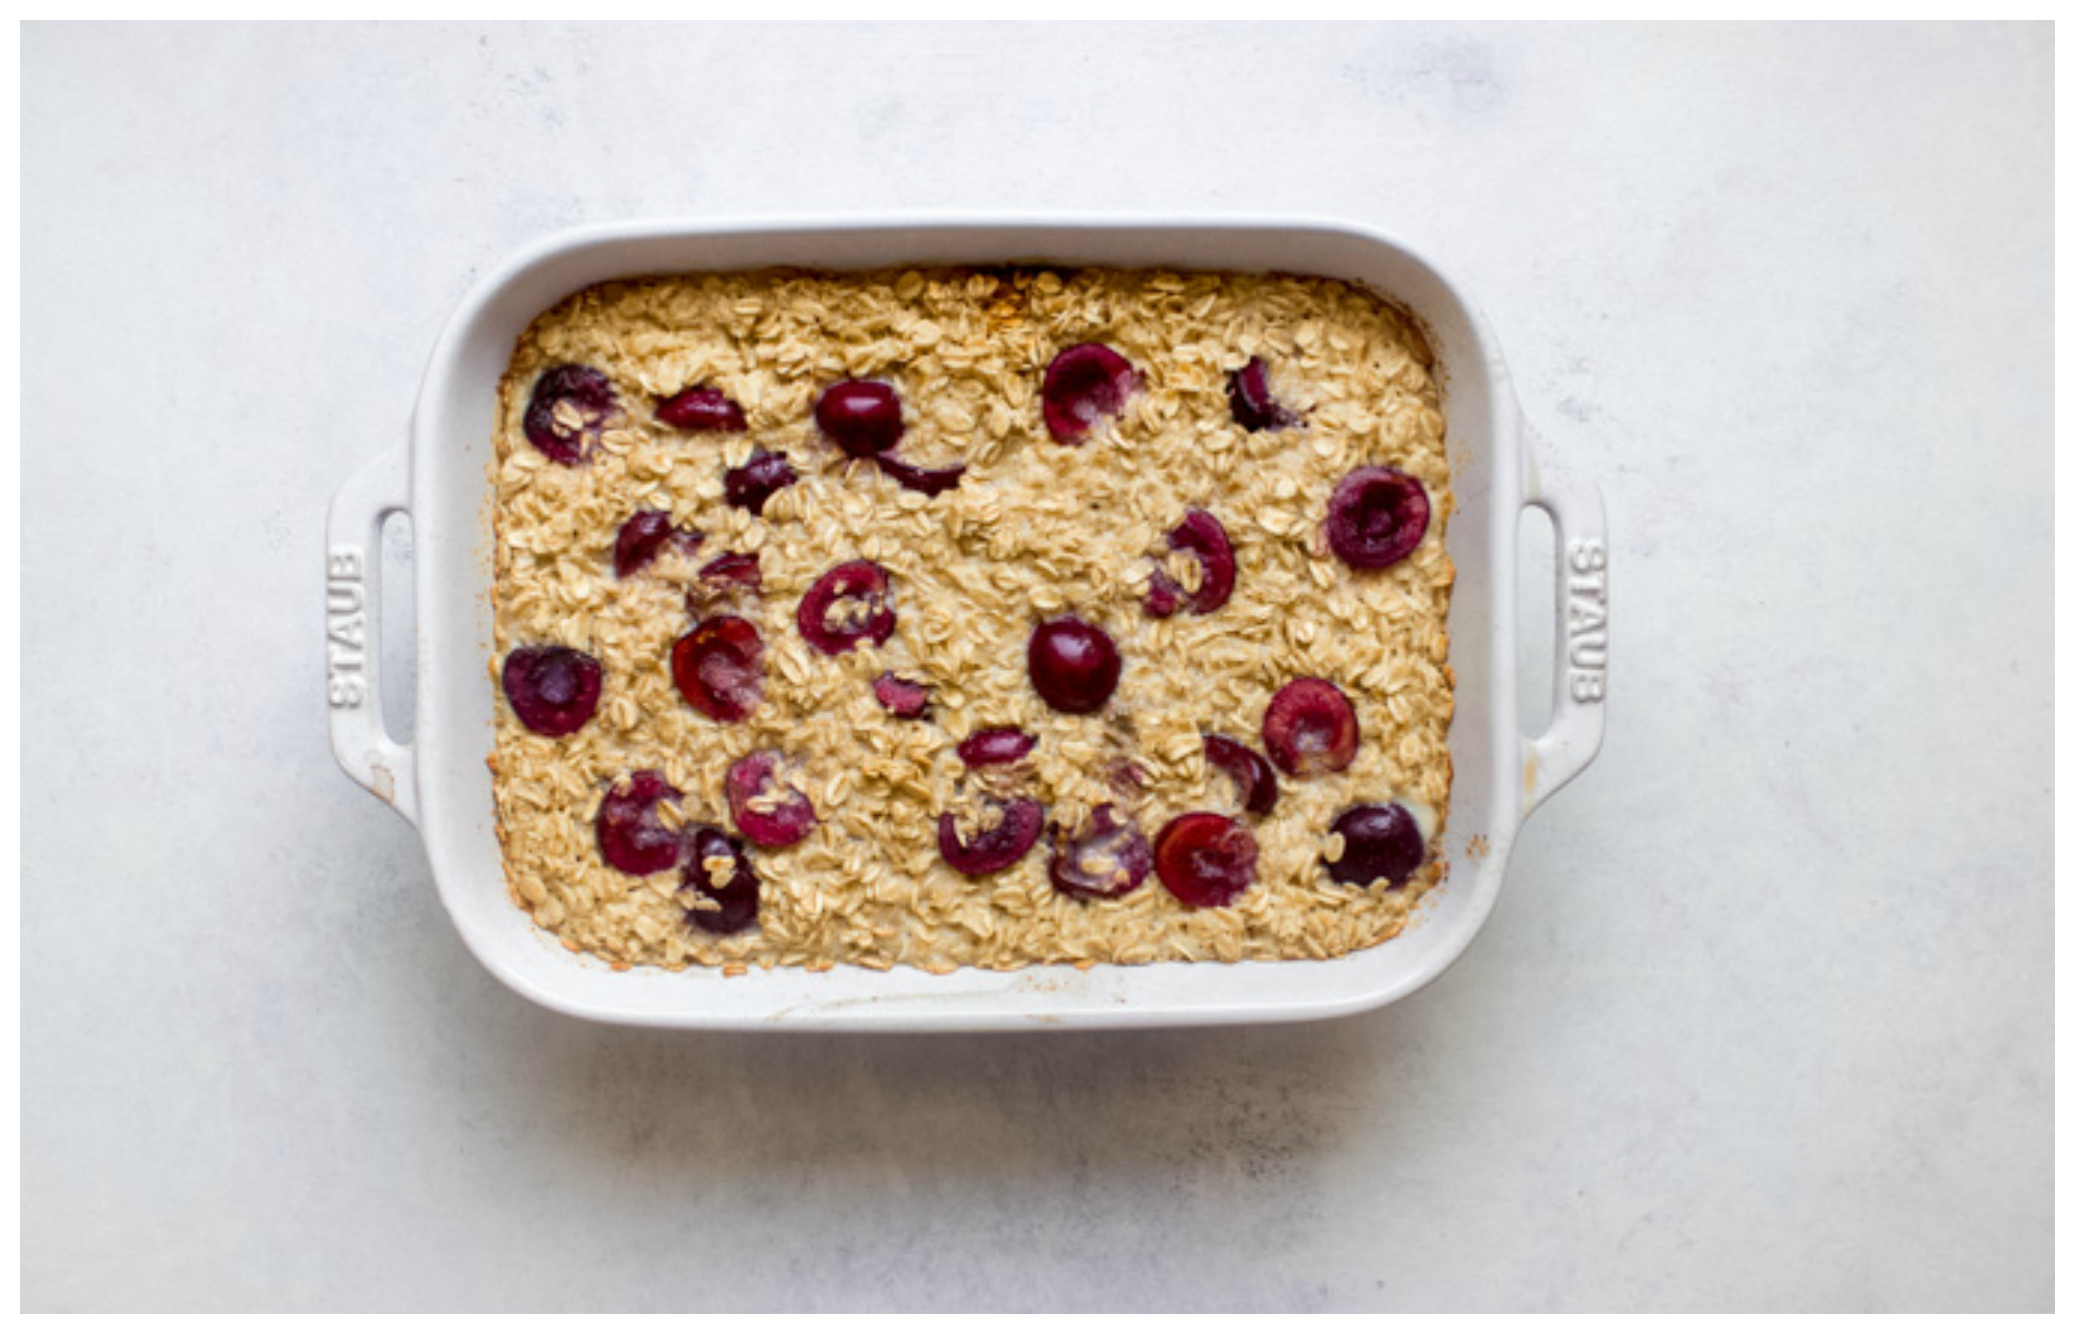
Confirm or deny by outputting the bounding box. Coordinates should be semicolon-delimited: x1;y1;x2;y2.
937;797;1045;877
614;510;672;578
1026;616;1121;714
614;510;700;578
596;770;685;877
523;364;616;464
1042;343;1138;443
816;380;904;458
957;728;1036;768
671;616;764;722
502;646;603;737
724;751;817;849
1227;356;1300;431
1325;803;1427;889
1107;758;1150;795
655;386;747;433
798;560;895;655
724;449;796;516
1204;734;1279;815
682;825;760;935
1145;508;1236;618
1326;466;1430;569
698;551;762;593
873;673;931;719
876;454;966;496
1153;812;1258;908
1262;677;1359;776
1048;804;1152;900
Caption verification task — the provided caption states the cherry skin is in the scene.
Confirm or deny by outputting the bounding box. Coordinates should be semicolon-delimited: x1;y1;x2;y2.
938;797;1045;876
1227;356;1299;431
957;728;1038;768
614;510;698;578
724;449;796;516
876;454;965;496
816;380;904;458
1042;343;1138;443
797;560;896;656
1326;466;1430;569
682;825;760;934
1203;734;1279;815
698;551;762;593
596;770;685;877
1048;805;1152;900
671;616;765;722
1027;617;1121;714
1145;509;1236;618
873;673;931;719
1325;804;1427;889
656;386;748;433
1262;678;1359;776
724;751;818;849
502;646;602;737
1153;812;1258;908
523;364;615;464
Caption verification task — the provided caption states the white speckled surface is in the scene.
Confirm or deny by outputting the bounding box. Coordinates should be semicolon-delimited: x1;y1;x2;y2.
22;22;2051;1312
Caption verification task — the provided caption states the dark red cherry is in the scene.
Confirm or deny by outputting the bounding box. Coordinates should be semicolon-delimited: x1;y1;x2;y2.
1042;343;1138;443
1107;758;1150;795
873;673;931;719
816;380;904;458
724;751;818;849
523;364;616;464
671;616;764;722
1228;356;1299;431
1325;804;1427;889
614;509;700;578
797;560;896;655
1026;617;1121;714
1145;508;1236;618
1262;678;1359;776
938;797;1045;877
1326;466;1430;569
1153;812;1258;908
876;454;966;496
957;728;1036;768
501;646;603;737
1203;734;1279;815
698;551;762;592
655;386;747;433
596;770;685;877
682;825;760;934
1048;805;1152;900
724;449;796;516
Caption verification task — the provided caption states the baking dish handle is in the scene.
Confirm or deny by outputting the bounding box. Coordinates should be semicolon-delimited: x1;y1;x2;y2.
1520;426;1607;816
325;447;419;826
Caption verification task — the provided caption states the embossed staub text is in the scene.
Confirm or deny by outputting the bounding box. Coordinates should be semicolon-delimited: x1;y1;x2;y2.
327;548;367;707
1566;539;1608;703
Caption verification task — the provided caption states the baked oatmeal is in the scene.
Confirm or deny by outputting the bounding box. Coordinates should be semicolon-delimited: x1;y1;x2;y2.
488;266;1454;973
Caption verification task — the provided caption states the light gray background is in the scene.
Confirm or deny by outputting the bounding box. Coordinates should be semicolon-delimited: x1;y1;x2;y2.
22;22;2052;1312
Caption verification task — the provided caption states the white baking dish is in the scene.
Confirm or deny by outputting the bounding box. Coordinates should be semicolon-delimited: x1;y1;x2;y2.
326;216;1607;1031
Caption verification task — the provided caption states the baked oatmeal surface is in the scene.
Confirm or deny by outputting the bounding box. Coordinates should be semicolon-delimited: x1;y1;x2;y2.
490;266;1453;973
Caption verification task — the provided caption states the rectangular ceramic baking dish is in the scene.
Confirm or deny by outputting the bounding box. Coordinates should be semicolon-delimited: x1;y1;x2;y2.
326;216;1607;1031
